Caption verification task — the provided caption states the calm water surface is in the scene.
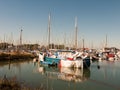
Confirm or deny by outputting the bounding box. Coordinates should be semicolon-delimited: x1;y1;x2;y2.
0;60;120;90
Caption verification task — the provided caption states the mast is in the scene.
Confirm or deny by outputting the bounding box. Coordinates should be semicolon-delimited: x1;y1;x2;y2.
48;13;51;49
20;29;23;46
75;17;78;49
82;38;84;51
3;34;6;49
11;32;13;45
105;34;107;48
64;33;66;49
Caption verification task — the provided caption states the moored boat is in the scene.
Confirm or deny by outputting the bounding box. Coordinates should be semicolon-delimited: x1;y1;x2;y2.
38;50;91;68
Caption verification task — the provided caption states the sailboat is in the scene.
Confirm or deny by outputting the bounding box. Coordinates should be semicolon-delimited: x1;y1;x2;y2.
39;16;90;68
59;17;90;68
39;13;61;66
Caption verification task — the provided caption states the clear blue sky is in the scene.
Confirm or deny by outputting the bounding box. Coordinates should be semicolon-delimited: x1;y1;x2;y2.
0;0;120;48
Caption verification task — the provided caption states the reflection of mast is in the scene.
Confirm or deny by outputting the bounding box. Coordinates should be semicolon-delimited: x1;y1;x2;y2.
75;17;78;49
8;61;11;70
48;13;51;49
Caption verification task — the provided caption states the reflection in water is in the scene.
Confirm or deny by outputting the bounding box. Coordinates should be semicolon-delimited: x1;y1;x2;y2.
90;60;120;90
58;67;90;82
97;65;100;69
34;62;90;83
1;60;120;90
8;61;11;70
0;60;31;80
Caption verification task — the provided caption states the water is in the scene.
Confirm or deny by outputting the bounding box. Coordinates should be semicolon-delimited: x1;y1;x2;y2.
0;60;120;90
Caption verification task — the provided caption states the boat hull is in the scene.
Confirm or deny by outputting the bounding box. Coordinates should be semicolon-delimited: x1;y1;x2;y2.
40;56;61;66
59;58;91;69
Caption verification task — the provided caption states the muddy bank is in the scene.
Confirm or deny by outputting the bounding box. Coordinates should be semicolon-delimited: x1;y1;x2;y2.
0;52;36;61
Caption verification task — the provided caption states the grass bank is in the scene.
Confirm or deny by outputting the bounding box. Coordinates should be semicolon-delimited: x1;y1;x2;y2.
0;75;45;90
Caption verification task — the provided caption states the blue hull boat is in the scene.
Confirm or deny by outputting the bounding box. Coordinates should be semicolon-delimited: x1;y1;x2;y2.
40;56;61;66
40;56;91;69
39;51;91;68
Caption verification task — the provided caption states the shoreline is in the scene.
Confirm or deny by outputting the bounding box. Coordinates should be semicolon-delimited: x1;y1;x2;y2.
0;75;45;90
0;52;36;61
